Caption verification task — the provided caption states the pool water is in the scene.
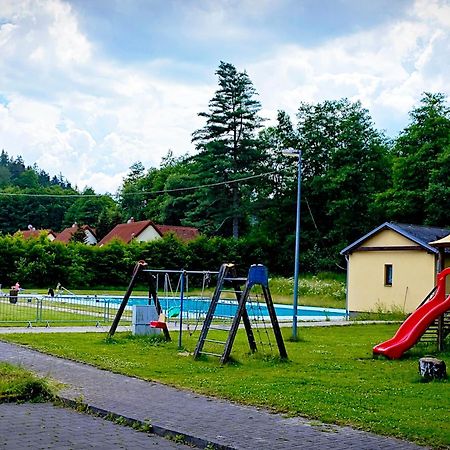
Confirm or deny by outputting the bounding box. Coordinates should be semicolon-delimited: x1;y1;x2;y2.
108;296;346;321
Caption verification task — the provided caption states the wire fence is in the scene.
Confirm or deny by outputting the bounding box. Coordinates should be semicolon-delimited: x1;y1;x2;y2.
0;294;126;327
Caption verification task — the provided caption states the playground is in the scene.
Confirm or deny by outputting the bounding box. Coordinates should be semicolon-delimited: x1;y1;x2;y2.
0;262;449;447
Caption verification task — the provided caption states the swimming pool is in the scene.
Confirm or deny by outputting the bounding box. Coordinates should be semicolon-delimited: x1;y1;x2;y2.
52;294;346;322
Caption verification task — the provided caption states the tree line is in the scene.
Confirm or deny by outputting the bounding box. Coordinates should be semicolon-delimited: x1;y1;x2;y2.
1;61;449;272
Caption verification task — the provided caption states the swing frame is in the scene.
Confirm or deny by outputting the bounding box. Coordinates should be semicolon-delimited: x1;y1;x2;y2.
107;262;219;349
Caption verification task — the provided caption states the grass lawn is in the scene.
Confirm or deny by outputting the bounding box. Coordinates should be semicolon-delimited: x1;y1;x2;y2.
0;362;53;402
1;324;449;447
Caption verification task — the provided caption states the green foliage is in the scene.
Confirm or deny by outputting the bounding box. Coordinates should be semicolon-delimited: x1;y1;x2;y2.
374;92;450;227
0;362;53;402
1;88;450;274
64;190;118;229
190;61;266;238
0;233;300;288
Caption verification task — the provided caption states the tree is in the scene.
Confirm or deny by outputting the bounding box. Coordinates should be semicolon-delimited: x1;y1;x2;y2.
191;61;265;238
250;110;299;241
295;99;391;266
375;93;450;226
63;188;119;229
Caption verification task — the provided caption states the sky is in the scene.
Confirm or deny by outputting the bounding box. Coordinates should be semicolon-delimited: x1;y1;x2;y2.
0;0;449;194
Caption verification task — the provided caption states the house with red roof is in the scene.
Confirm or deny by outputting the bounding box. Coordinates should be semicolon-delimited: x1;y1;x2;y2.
15;226;56;241
54;224;98;245
98;219;199;246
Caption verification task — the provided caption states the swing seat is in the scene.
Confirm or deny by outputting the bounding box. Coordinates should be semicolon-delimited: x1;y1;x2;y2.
150;321;167;329
168;306;180;318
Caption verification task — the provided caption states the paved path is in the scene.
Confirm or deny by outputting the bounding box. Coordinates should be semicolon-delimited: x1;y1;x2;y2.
0;341;425;450
0;403;190;449
0;320;399;334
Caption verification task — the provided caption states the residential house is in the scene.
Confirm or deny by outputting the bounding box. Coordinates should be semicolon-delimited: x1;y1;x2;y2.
340;222;450;314
54;224;98;245
98;219;200;246
15;226;56;241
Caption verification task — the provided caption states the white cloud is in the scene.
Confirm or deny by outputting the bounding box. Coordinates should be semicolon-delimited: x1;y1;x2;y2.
249;1;450;133
0;0;449;195
0;0;211;193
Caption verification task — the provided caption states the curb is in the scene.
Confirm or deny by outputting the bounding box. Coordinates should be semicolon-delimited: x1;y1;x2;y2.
57;396;235;450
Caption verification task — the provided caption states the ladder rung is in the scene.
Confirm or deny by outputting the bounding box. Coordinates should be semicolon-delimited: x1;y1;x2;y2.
220;289;243;294
210;326;231;331
223;277;247;282
204;339;227;345
200;351;223;357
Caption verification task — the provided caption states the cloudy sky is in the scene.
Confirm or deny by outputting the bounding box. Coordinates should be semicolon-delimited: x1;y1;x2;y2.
0;0;449;193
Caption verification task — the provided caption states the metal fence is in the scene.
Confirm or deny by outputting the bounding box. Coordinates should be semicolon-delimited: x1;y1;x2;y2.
0;294;131;327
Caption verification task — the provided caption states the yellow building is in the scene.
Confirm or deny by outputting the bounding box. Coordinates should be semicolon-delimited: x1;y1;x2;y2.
341;223;450;314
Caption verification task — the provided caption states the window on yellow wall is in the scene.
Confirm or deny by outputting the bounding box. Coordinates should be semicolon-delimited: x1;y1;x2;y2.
385;264;393;286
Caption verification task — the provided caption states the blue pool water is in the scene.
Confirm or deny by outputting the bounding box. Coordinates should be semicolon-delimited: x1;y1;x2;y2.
81;295;346;321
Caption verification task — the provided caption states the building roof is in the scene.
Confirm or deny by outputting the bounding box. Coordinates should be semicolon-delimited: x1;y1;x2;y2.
54;225;96;243
16;229;56;239
98;220;200;246
340;222;450;255
429;234;450;248
155;224;200;242
98;220;156;245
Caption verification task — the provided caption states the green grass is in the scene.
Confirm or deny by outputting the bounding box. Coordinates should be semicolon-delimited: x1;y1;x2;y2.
1;324;449;447
0;362;53;402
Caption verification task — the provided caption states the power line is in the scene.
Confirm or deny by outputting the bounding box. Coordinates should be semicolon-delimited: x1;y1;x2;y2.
0;171;279;199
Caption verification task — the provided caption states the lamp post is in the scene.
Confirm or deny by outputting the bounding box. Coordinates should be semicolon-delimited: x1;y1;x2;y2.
283;148;301;340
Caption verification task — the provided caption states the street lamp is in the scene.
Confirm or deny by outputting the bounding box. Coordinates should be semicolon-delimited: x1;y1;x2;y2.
283;148;301;340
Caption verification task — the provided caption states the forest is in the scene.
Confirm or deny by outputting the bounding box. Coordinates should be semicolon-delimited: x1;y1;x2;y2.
1;61;449;275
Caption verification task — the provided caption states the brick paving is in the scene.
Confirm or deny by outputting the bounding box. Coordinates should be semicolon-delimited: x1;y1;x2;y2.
0;341;427;449
0;402;190;449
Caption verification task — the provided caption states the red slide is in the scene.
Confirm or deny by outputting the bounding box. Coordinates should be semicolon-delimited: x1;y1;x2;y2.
373;267;450;359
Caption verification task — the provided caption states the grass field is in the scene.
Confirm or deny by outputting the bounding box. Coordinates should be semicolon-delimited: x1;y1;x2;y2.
2;324;449;448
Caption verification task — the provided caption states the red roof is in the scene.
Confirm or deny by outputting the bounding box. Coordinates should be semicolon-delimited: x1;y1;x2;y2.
155;224;200;242
98;220;200;246
54;225;96;243
16;229;55;239
98;220;156;245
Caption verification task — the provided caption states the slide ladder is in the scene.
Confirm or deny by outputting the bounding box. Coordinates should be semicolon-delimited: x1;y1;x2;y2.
420;311;450;350
373;267;450;359
193;264;287;364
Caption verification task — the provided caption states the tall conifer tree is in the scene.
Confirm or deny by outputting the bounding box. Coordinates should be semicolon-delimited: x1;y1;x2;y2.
191;61;264;238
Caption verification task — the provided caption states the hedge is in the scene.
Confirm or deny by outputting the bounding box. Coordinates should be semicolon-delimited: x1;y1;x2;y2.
0;233;335;289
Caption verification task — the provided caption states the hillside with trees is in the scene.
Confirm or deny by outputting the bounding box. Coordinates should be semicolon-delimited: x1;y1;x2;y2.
1;62;449;275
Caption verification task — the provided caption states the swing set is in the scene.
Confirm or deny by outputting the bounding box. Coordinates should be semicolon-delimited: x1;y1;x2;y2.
108;261;288;364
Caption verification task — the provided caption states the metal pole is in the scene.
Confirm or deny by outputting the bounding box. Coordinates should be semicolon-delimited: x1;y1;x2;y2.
292;150;302;340
178;270;185;349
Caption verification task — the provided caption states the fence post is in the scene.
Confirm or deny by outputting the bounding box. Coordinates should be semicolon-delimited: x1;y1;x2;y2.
104;300;110;323
37;297;43;322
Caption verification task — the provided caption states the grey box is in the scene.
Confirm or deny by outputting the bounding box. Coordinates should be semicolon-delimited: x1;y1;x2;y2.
132;305;161;336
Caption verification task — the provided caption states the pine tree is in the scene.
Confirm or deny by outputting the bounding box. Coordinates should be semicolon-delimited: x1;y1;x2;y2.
191;61;264;237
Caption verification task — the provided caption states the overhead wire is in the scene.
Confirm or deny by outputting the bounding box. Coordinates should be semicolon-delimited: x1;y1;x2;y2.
0;170;279;199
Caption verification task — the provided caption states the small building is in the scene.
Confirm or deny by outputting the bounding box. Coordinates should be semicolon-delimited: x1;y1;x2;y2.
15;227;56;241
54;224;98;245
340;222;450;314
98;219;200;246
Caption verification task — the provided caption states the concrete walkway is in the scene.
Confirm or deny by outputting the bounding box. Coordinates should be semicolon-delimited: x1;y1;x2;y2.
0;319;399;334
0;341;425;450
